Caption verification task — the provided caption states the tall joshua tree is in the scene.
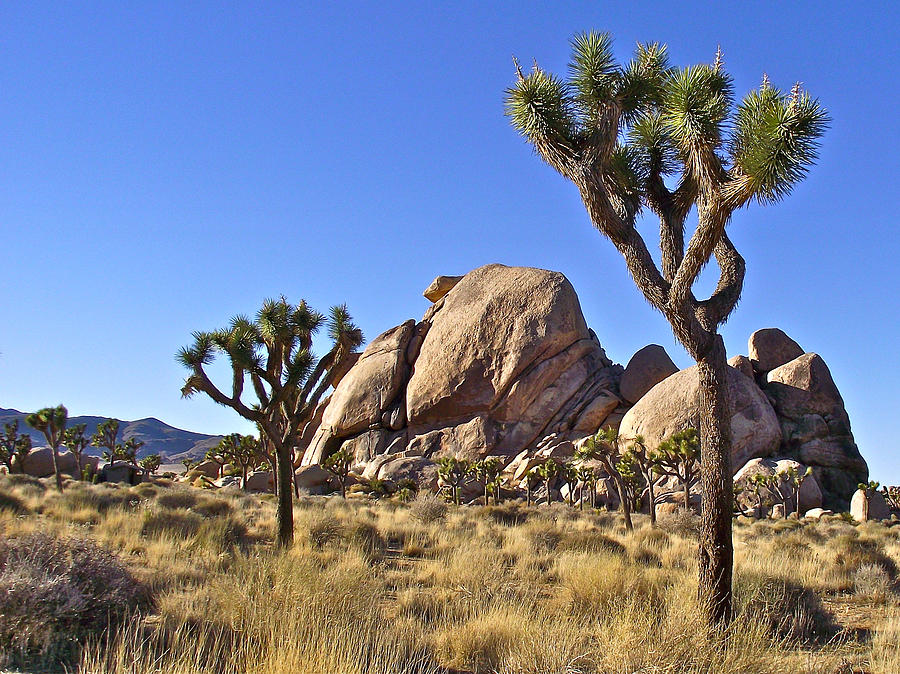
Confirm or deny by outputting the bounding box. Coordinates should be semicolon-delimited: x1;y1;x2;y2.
26;405;68;491
506;32;828;626
178;298;363;548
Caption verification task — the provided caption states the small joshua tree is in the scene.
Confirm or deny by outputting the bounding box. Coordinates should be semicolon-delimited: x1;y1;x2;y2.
654;429;701;512
535;458;560;506
469;457;503;506
91;419;121;462
578;427;633;531
437;457;470;505
524;468;539;507
1;420;32;474
205;446;228;478
139;454;162;474
780;465;813;516
882;486;900;512
323;447;354;498
181;458;196;474
576;465;595;510
625;435;661;524
396;478;418;503
26;405;68;491
216;434;261;489
616;452;644;514
62;424;91;479
560;461;579;506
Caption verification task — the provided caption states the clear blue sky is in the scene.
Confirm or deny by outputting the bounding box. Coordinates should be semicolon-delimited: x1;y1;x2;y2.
2;2;898;480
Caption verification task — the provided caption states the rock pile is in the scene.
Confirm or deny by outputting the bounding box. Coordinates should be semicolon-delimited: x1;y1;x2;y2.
296;264;867;510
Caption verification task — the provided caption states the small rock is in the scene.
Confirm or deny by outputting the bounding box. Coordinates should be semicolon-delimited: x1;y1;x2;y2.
423;275;464;302
748;328;803;373
619;344;679;404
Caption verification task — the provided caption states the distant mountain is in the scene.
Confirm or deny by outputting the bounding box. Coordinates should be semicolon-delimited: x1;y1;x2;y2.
0;408;222;463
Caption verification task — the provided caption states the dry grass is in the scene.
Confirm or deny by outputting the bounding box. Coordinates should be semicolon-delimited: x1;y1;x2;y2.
0;475;898;673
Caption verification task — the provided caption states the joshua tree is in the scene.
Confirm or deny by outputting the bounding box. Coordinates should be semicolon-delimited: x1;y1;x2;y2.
437;456;470;505
62;424;90;479
216;434;261;489
396;478;418;503
575;465;594;510
780;465;813;516
26;405;68;491
1;421;32;474
625;435;661;524
578;428;633;531
882;486;900;512
654;429;701;512
560;461;579;506
181;458;196;474
524;468;539;507
469;457;503;506
139;454;162;474
534;458;560;506
506;31;828;625
323;446;354;498
178;298;363;548
616;452;643;513
205;446;228;478
91;419;120;462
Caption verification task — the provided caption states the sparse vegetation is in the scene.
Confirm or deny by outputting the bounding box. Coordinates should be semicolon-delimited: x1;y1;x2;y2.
1;474;898;673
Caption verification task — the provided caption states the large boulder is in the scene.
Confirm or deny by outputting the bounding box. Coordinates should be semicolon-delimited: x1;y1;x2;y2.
303;320;416;465
850;489;890;522
406;264;619;452
619;344;678;404
618;365;781;468
748;328;804;373
17;447;55;477
193;459;221;479
244;471;273;493
763;353;866;509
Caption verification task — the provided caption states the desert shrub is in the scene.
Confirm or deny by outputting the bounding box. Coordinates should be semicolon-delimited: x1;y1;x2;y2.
833;534;898;577
409;493;448;524
527;523;561;553
558;530;625;555
0;489;27;514
196;515;249;551
432;610;523;673
348;521;386;561
735;572;835;644
141;508;204;539
192;496;233;518
482;504;527;526
854;563;893;602
634;526;670;548
656;508;699;537
1;474;44;489
630;547;662;567
308;513;343;549
131;482;159;499
0;532;142;666
155;490;199;510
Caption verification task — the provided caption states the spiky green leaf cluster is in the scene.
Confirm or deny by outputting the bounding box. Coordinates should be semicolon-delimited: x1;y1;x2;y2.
731;86;828;204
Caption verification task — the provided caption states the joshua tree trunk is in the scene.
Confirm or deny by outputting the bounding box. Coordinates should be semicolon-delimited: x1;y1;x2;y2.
648;480;657;525
696;336;733;626
526;483;532;507
242;466;248;490
274;440;294;548
51;446;63;492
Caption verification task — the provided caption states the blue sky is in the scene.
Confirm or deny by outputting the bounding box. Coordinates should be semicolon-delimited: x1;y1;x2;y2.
2;2;898;480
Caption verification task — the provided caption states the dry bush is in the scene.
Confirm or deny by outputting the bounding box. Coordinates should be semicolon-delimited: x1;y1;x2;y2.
0;532;142;667
735;571;835;644
155;490;199;510
409;493;447;524
0;488;27;514
348;521;386;561
656;507;700;537
853;563;893;602
141;508;204;539
308;513;344;549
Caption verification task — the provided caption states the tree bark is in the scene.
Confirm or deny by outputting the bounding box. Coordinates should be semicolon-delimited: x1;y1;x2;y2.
696;335;733;627
274;441;294;548
51;444;63;492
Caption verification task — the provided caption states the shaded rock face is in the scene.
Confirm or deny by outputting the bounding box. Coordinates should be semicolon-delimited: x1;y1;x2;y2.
618;365;782;469
850;489;890;522
763;352;866;509
302;264;624;482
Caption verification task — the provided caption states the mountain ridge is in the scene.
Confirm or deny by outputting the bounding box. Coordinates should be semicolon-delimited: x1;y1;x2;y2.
0;408;223;463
